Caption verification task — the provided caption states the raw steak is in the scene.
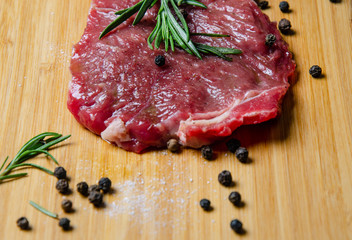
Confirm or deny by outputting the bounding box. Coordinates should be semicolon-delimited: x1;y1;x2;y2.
68;0;295;153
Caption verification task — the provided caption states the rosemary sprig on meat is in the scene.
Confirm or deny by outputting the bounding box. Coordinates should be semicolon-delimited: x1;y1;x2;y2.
99;0;242;61
0;132;70;182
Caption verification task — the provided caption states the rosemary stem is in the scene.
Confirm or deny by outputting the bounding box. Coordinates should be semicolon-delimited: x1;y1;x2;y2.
0;132;70;183
99;0;242;60
29;201;59;219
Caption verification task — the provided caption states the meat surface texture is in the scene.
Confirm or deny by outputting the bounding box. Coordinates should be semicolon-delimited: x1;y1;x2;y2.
68;0;295;153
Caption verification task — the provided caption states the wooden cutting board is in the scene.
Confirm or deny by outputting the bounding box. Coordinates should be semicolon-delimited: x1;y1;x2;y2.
1;0;351;239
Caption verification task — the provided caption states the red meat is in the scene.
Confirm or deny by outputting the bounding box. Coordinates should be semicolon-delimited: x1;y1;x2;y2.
68;0;295;152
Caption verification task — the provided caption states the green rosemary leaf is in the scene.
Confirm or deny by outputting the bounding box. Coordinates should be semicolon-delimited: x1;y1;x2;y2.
117;0;156;15
116;1;144;15
0;156;9;172
147;16;162;49
181;0;207;8
195;43;233;61
164;37;169;51
170;0;189;40
161;12;169;51
115;9;128;15
198;48;232;61
155;27;163;48
29;201;58;219
194;42;242;55
100;2;142;39
36;134;71;151
150;0;159;7
191;33;230;37
133;0;155;25
0;173;27;181
163;0;201;58
167;19;193;54
12;163;54;175
19;149;59;165
215;47;242;55
161;11;167;39
168;33;175;51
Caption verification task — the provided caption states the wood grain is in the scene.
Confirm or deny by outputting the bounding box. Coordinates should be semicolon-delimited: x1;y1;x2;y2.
0;0;351;239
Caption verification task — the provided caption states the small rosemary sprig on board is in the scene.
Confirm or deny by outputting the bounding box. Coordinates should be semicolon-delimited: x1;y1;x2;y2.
0;132;70;182
99;0;242;61
29;200;59;219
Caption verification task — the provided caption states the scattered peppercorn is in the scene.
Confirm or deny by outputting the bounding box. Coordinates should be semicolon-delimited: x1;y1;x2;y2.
56;179;69;194
201;145;213;160
279;1;290;12
98;177;112;193
309;65;322;78
88;184;101;194
257;1;269;9
155;55;165;66
17;217;29;230
59;218;71;231
167;139;180;152
199;199;211;211
229;191;241;206
230;219;243;234
88;190;103;206
226;139;241;153
53;166;67;179
265;34;276;47
235;147;249;163
77;181;89;196
218;170;233;186
61;199;73;213
278;18;292;34
329;0;341;3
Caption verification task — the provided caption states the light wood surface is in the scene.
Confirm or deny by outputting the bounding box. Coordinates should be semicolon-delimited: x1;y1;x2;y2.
1;0;352;239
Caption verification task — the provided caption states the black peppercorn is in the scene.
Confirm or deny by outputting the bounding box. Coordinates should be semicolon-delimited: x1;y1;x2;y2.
59;218;71;231
229;191;241;206
226;139;241;153
53;166;67;179
218;170;232;186
88;190;103;206
278;18;292;34
230;219;243;234
77;181;89;196
235;147;249;163
265;34;276;47
61;199;73;213
155;55;165;66
56;179;69;194
88;184;101;194
257;1;269;10
98;177;112;193
201;145;213;160
309;65;322;78
329;0;341;3
279;1;290;13
167;139;180;152
199;199;211;211
17;217;29;230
